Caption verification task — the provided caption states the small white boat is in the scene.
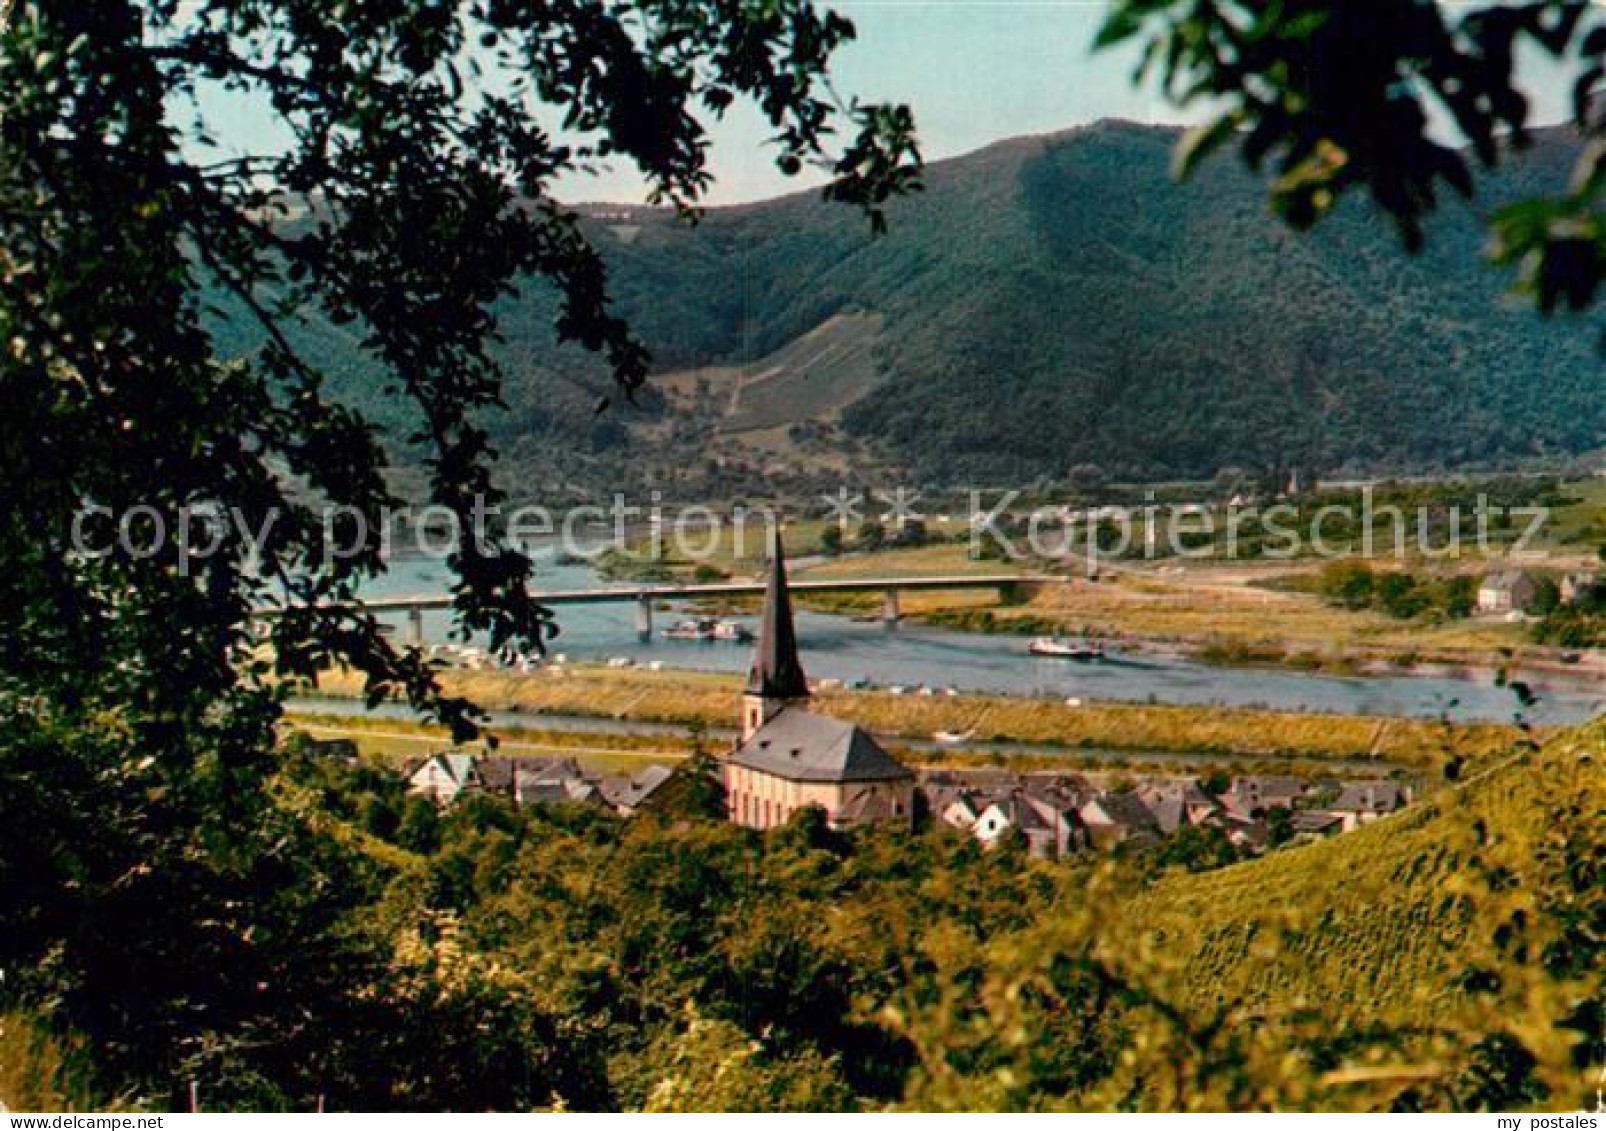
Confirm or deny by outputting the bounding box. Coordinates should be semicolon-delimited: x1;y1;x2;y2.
932;728;976;745
1028;636;1104;660
711;620;753;643
662;618;715;641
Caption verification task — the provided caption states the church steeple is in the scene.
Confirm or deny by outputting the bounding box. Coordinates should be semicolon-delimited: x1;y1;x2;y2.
741;528;809;739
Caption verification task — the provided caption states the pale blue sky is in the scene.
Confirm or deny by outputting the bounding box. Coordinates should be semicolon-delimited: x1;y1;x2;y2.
585;2;1180;204
188;1;1577;206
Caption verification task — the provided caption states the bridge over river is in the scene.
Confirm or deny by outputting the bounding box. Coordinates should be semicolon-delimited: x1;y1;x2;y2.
267;574;1062;644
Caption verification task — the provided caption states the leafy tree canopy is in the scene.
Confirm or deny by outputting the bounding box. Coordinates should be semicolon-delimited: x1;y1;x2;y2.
0;0;919;741
0;0;915;1085
1100;0;1606;311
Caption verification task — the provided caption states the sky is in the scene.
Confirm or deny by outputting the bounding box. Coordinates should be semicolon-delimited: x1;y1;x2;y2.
565;1;1184;205
189;1;1579;208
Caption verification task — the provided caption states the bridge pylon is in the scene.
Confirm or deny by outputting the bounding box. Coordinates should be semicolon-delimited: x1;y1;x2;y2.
882;587;901;626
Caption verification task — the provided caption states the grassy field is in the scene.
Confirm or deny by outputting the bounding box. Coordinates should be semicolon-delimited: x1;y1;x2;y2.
285;710;1445;782
653;311;884;433
286;711;697;774
994;567;1532;659
1542;476;1606;550
310;663;1533;769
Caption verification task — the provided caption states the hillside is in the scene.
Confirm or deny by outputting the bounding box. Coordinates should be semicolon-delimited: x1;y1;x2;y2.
1112;719;1602;1047
211;121;1606;495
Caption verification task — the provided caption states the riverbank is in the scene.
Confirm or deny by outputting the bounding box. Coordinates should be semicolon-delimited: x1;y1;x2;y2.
308;663;1533;770
652;540;1599;679
846;560;1604;682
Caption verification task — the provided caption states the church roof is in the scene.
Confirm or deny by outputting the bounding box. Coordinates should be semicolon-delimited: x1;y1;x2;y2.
836;786;904;826
745;530;810;700
729;707;911;783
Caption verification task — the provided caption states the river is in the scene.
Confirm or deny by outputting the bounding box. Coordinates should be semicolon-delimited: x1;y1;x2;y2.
356;550;1604;726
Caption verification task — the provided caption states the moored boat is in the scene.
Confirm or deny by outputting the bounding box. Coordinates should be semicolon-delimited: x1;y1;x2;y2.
662;618;715;641
1028;636;1104;660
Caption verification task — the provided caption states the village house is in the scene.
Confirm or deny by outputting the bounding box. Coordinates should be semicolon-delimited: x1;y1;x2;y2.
932;788;985;833
407;753;524;804
1135;780;1223;833
724;535;915;831
1327;780;1406;832
409;752;679;818
914;765;1415;857
407;752;484;805
1290;811;1345;839
599;764;678;817
1560;571;1599;606
973;792;1047;854
1216;810;1268;850
920;770;1090;858
514;760;605;808
1223;775;1309;819
968;788;1084;859
925;774;995;835
1078;791;1161;849
1477;569;1539;615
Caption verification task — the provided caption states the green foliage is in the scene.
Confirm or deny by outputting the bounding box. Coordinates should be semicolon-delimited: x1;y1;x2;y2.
888;519;931;549
1321;562;1378;609
1100;0;1606;316
1315;563;1476;621
892;728;1601;1110
856;520;887;551
1151;824;1243;873
213;123;1606;490
0;1011;120;1112
1532;605;1606;647
1533;576;1563;616
652;753;729;823
397;795;444;855
4;721;1600;1110
632;1007;857;1112
0;0;916;1109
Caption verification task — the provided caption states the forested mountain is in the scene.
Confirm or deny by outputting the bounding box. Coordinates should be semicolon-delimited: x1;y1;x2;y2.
219;121;1606;496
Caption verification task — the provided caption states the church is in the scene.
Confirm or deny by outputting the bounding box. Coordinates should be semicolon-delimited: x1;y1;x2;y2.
724;534;915;831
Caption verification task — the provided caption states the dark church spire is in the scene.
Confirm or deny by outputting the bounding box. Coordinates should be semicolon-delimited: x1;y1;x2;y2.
746;528;810;700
